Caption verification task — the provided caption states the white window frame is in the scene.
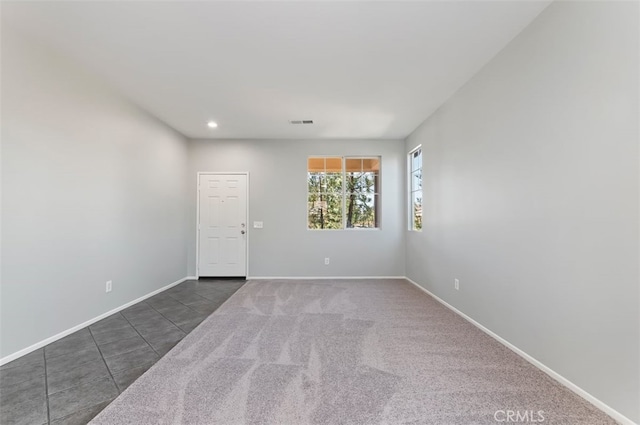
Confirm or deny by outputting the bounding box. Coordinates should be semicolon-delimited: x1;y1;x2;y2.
307;156;381;231
408;146;422;232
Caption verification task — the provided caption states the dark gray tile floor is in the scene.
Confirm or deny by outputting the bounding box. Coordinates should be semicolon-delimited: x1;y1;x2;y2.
0;278;244;425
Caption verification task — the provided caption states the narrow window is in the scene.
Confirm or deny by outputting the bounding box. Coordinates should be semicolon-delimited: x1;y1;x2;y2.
409;147;422;231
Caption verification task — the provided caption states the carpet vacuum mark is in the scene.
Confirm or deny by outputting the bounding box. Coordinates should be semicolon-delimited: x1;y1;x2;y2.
90;279;615;424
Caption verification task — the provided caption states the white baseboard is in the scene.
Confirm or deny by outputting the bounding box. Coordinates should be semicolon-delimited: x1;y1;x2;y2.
0;276;190;366
404;277;636;425
248;276;406;280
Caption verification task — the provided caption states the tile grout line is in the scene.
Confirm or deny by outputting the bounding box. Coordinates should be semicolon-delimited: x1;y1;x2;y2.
167;280;244;309
163;289;213;313
87;325;120;394
130;285;241;356
174;285;245;315
143;285;238;345
175;293;226;323
43;349;51;425
118;307;163;359
140;282;210;327
144;300;192;335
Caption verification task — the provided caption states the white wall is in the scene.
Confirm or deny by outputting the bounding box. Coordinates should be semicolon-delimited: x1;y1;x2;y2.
405;1;638;422
1;28;189;358
187;139;406;278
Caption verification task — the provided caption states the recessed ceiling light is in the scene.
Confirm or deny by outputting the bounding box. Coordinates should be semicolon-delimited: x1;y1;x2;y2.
207;121;218;128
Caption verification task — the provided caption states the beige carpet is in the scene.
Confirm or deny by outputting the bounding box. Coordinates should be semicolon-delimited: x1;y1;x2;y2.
90;279;614;424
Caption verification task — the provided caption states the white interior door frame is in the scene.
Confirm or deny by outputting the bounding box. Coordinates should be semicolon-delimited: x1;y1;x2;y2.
195;171;249;279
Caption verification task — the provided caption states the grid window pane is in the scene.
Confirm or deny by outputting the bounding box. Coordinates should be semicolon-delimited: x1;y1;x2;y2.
324;173;343;192
412;190;422;231
325;157;343;172
308;192;343;229
346;193;378;228
308;172;323;193
411;149;422;172
411;170;422;192
308;157;325;172
362;158;380;172
345;172;377;194
345;158;362;172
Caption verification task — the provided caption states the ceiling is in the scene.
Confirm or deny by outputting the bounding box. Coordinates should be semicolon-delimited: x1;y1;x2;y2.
2;1;550;140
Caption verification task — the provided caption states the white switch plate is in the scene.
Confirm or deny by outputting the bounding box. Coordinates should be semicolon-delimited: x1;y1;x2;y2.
454;279;459;291
106;280;112;293
253;221;263;229
324;257;330;265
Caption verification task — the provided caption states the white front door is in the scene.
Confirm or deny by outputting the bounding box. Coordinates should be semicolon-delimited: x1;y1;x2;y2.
197;173;248;277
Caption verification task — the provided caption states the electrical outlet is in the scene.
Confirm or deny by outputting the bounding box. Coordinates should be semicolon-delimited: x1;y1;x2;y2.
324;257;330;265
454;279;459;291
106;280;112;293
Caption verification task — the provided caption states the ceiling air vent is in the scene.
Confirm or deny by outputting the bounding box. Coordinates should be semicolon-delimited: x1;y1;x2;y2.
289;120;314;125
